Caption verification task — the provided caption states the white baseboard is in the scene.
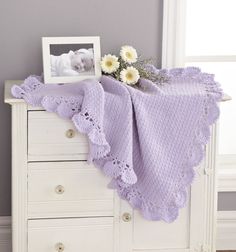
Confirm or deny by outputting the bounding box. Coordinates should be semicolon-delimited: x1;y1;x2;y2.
0;216;11;252
216;211;236;250
0;212;236;251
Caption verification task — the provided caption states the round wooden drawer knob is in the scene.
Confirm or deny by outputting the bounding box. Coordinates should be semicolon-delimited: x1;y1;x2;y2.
55;185;65;194
66;129;75;138
122;212;132;222
55;242;65;251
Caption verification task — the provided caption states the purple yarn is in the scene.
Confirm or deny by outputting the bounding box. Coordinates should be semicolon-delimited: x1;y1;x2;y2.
11;67;222;222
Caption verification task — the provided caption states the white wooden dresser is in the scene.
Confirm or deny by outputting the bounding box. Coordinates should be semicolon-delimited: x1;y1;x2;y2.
5;81;230;252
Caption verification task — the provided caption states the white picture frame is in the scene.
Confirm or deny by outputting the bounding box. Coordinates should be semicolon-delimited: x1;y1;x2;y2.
42;36;101;84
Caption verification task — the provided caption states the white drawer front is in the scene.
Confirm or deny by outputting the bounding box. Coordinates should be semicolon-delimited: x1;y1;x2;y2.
28;162;114;218
28;111;88;161
28;217;114;252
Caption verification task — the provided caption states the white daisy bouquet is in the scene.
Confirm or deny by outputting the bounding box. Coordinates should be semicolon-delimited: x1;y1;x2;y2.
100;45;169;86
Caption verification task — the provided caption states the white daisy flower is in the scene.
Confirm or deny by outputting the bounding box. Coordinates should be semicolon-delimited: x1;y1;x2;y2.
120;66;140;85
101;54;120;74
120;45;138;64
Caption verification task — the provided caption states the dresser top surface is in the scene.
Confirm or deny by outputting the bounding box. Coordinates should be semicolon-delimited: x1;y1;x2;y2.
4;80;24;104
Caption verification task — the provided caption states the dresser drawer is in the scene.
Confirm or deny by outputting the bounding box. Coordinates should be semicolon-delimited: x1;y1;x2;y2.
28;111;88;161
28;162;114;218
28;217;114;252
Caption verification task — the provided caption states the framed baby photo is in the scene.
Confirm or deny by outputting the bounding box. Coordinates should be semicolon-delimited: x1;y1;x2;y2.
42;36;101;84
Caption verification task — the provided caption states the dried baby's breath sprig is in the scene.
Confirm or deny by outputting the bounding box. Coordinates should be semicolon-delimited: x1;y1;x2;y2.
152;70;170;85
134;59;170;85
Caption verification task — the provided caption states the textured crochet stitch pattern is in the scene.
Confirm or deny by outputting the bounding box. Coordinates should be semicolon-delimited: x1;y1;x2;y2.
11;67;222;222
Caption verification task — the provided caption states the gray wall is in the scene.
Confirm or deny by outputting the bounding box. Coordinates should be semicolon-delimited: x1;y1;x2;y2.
0;0;163;216
218;192;236;211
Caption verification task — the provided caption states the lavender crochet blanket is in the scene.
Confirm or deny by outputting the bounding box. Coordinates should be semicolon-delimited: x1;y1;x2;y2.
11;67;222;222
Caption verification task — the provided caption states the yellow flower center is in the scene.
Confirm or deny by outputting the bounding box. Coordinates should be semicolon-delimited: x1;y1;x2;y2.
126;72;133;80
106;61;113;67
125;52;132;59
